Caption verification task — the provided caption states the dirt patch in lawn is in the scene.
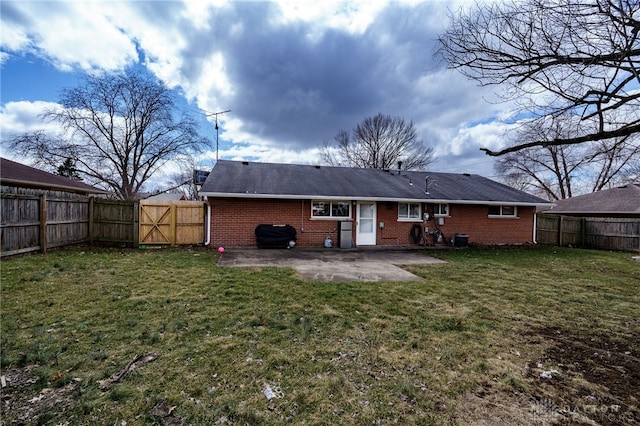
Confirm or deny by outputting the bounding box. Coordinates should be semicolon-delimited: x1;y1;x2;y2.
1;353;180;425
0;365;80;424
456;327;640;425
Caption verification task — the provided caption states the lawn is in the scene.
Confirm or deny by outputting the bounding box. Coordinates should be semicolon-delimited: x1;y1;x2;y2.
1;246;638;425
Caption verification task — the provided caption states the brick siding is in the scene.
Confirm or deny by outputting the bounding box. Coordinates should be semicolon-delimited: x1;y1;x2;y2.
431;204;536;245
208;198;536;248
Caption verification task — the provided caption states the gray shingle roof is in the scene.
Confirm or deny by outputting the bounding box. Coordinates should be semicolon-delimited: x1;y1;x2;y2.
1;157;106;195
542;184;640;214
200;160;550;205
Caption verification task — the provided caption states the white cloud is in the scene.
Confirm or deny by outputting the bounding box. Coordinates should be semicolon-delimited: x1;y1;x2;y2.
0;101;67;162
218;144;323;166
187;52;235;108
428;120;512;177
0;18;30;52
1;0;520;184
181;0;230;31
0;100;62;136
447;122;509;156
103;2;188;82
1;2;138;72
272;0;385;34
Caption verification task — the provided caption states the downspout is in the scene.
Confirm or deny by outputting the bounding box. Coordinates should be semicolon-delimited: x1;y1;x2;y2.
204;196;211;246
532;210;537;244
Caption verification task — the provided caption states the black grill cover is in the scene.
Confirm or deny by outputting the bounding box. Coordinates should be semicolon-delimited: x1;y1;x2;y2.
255;224;297;249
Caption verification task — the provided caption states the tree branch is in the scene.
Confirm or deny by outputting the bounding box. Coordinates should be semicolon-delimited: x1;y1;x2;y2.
482;123;640;156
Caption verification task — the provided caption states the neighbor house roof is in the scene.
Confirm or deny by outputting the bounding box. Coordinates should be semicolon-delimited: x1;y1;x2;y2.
0;157;106;195
144;193;187;201
541;184;640;215
199;160;551;206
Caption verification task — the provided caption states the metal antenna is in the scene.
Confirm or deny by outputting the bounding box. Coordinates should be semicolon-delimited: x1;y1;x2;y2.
206;110;231;161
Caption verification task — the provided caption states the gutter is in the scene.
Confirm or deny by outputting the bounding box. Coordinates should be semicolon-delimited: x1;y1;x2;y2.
541;210;633;215
199;191;552;207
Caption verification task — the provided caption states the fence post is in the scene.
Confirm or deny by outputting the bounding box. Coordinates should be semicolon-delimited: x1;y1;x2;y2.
133;200;140;247
88;197;94;245
39;194;48;253
558;215;563;247
170;203;177;246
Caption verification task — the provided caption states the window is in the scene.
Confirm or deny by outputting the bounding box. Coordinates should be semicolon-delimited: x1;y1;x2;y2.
398;203;421;220
434;203;449;217
488;205;517;217
312;200;351;218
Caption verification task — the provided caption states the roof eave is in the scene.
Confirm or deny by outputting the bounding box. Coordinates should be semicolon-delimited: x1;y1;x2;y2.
1;178;107;195
199;191;552;206
543;210;640;215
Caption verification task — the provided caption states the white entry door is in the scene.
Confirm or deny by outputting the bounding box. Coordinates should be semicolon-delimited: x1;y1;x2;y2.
356;202;377;246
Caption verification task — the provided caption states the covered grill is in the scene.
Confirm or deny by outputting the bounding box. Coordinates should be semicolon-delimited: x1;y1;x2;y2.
255;224;297;249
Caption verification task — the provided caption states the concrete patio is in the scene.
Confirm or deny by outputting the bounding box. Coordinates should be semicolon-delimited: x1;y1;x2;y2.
217;248;446;282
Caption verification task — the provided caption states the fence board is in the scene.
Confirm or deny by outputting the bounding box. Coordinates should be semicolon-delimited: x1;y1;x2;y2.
1;188;140;256
536;215;560;245
2;190;207;255
559;216;582;247
584;218;640;251
46;197;90;248
174;201;206;245
536;214;640;252
139;200;205;245
0;191;90;256
92;199;138;245
1;192;41;256
139;202;173;245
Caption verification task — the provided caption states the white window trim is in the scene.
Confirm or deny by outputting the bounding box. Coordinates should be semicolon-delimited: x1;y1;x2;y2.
433;203;450;217
398;202;422;222
488;205;519;218
310;200;352;220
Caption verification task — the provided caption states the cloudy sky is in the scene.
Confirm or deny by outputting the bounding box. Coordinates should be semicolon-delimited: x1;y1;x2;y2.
0;0;514;184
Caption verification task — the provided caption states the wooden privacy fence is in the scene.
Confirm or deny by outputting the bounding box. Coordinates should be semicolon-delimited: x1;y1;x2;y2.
1;190;207;257
536;214;640;252
1;190;91;257
91;198;139;246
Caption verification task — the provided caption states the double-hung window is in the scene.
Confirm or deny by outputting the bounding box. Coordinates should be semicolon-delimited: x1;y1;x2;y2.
398;202;421;221
311;200;351;218
488;205;517;217
434;203;449;217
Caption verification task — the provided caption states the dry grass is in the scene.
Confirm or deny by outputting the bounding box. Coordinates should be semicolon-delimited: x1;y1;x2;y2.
1;246;638;425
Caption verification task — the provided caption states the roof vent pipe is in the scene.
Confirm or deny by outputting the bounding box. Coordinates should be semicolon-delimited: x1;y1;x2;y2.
397;161;403;175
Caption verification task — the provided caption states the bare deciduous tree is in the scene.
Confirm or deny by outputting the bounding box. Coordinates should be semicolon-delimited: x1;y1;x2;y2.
319;113;434;170
437;0;640;156
496;145;587;200
496;116;640;199
9;69;208;199
165;156;201;200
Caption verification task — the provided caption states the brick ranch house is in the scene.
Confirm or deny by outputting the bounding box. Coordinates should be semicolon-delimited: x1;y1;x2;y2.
199;160;552;249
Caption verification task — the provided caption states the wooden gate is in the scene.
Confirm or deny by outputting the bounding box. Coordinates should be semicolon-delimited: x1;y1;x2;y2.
139;200;206;246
